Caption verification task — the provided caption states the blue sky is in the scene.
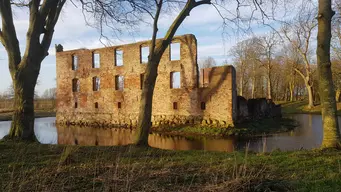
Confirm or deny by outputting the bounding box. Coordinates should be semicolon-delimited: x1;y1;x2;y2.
0;1;297;95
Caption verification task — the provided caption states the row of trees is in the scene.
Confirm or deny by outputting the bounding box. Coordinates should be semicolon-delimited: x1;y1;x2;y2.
232;34;319;103
0;0;339;148
0;81;56;100
232;0;340;147
0;87;56;100
232;2;341;109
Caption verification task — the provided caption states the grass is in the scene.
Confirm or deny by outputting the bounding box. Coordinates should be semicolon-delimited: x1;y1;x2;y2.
153;118;298;137
0;110;56;121
276;100;341;115
1;141;341;191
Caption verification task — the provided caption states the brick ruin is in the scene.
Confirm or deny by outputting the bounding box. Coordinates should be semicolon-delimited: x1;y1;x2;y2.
56;34;238;128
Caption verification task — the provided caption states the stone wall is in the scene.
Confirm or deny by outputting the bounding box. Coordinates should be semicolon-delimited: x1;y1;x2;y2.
236;96;282;121
56;34;237;128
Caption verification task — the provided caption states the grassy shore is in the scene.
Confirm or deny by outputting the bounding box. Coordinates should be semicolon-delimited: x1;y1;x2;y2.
153;118;297;137
276;100;341;115
1;141;341;191
0;108;296;137
0;110;56;121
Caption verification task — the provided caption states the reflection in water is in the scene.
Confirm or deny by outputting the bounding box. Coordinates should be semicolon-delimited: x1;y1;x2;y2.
0;115;340;152
0;117;57;144
240;114;329;152
0;121;10;140
57;126;236;152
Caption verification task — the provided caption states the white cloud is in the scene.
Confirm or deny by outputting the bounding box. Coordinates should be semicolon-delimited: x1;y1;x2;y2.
198;43;230;58
184;5;223;25
157;5;222;31
53;3;95;40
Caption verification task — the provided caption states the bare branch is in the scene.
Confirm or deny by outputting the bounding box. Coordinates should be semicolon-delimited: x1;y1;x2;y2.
0;0;21;71
41;0;67;56
162;0;211;46
10;1;30;7
0;28;3;44
294;67;307;82
193;0;211;7
149;0;163;57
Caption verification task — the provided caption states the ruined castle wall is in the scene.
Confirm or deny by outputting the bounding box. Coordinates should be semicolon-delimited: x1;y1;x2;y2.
199;66;237;125
56;34;236;127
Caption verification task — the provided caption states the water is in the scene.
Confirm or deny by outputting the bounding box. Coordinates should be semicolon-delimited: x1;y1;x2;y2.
0;117;58;144
0;114;340;152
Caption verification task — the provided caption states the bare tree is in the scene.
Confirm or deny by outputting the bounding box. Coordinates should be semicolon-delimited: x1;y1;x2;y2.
134;0;211;146
281;44;302;102
0;0;66;141
270;56;287;100
281;3;317;108
331;60;341;102
257;32;278;100
5;84;15;99
198;56;216;69
231;39;248;97
317;0;341;148
331;0;341;102
231;37;262;98
5;81;40;100
41;88;56;99
81;0;292;146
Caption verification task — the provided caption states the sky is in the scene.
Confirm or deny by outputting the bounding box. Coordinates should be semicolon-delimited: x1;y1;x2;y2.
0;1;300;96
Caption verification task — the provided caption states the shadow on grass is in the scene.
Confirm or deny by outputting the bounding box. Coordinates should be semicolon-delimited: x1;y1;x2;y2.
2;141;341;191
0;141;297;192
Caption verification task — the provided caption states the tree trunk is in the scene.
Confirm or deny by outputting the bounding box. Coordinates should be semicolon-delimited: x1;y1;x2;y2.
267;74;272;100
336;89;341;102
307;84;314;108
239;73;243;97
295;86;299;100
284;87;288;101
317;0;341;148
8;64;39;141
134;0;211;146
289;83;294;102
267;64;272;100
0;0;65;142
135;58;160;146
295;69;314;108
251;75;256;99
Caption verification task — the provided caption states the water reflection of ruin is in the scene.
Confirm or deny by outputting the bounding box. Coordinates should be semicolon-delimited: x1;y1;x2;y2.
57;125;235;152
1;115;337;152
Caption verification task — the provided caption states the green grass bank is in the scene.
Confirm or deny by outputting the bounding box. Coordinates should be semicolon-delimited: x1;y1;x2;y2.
1;141;341;191
276;100;341;115
0;110;56;121
153;118;297;137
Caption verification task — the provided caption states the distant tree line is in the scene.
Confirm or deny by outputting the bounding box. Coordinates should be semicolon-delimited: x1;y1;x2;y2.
0;85;56;100
231;2;341;107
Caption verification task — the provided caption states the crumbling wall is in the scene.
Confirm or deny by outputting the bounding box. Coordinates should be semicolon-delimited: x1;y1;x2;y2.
199;66;237;126
236;96;282;121
56;34;237;128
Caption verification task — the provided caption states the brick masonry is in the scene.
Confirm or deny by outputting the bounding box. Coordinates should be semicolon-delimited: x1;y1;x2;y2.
56;34;237;128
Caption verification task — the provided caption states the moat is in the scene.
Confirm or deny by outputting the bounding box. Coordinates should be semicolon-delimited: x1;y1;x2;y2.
1;114;340;152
